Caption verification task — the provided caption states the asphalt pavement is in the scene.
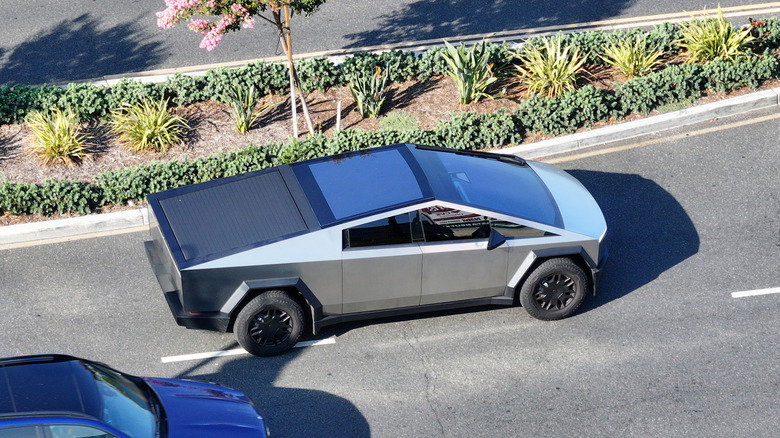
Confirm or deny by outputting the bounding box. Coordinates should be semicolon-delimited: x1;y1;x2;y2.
2;85;780;248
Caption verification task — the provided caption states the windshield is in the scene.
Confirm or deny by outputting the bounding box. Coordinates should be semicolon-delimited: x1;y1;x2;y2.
81;361;158;438
411;147;563;227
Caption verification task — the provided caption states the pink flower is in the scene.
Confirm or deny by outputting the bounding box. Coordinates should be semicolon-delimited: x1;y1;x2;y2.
199;28;223;51
230;3;248;15
188;18;211;33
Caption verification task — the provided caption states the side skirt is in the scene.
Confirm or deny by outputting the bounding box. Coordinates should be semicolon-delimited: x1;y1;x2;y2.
312;296;515;333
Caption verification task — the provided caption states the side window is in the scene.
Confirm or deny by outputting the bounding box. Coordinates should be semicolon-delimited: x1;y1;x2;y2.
47;425;117;438
344;211;423;248
491;220;552;238
0;425;42;438
419;206;554;242
420;206;492;242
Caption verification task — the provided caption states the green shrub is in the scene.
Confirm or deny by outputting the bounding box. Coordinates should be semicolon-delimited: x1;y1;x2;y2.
297;57;342;92
379;111;419;132
703;53;778;92
0;180;100;216
614;63;704;115
434;110;520;149
107;79;164;109
25;108;90;166
348;66;392;118
441;41;499;104
222;84;281;134
514;36;587;98
161;73;206;106
601;34;665;78
678;7;756;63
515;85;615;136
341;50;420;84
108;99;189;152
647;22;684;55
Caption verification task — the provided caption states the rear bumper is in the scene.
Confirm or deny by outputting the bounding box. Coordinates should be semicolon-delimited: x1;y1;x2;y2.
163;290;231;332
145;240;230;332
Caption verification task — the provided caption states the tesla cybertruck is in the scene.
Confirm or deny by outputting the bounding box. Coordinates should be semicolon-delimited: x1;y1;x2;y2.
145;144;607;356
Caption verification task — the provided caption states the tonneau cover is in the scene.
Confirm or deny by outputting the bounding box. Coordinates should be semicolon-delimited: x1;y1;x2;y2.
149;168;310;263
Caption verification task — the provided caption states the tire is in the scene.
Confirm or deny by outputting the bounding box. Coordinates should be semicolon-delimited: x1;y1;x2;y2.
519;258;589;321
235;290;304;357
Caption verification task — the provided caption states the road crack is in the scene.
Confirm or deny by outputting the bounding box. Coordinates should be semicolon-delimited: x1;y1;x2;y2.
402;325;447;437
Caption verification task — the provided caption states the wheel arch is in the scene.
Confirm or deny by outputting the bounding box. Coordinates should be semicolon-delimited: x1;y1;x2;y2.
507;247;597;302
222;278;322;334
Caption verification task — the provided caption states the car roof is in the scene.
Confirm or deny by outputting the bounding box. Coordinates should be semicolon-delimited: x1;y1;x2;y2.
0;355;102;419
149;144;561;267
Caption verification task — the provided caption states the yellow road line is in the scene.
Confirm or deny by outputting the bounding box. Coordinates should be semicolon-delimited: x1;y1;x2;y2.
544;111;780;164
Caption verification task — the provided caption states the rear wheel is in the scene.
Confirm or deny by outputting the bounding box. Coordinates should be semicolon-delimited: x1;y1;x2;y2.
519;258;589;321
235;290;304;356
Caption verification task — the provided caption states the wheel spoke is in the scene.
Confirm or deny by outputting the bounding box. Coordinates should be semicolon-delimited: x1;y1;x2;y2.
249;307;292;346
534;273;577;310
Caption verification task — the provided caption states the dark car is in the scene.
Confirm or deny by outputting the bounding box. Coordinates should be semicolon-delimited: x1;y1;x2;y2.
0;354;269;437
145;144;607;356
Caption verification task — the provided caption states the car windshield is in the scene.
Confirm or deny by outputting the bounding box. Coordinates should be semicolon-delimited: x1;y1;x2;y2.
80;361;158;438
411;147;563;227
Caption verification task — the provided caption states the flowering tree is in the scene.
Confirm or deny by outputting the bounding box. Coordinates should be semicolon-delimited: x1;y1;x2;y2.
157;0;326;136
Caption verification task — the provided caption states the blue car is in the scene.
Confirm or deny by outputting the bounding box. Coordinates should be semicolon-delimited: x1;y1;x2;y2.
0;354;269;437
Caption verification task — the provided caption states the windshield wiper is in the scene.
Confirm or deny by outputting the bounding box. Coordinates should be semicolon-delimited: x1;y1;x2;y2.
414;144;528;167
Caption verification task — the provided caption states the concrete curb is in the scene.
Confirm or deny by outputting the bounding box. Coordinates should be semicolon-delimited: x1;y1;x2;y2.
0;208;149;246
502;87;780;159
2;87;779;246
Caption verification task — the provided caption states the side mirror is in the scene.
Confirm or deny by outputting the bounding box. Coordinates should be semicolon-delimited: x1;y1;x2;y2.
487;229;506;250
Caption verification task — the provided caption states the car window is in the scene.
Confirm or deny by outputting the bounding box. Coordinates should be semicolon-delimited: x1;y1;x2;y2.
420;206;553;242
0;425;41;438
411;146;564;228
344;211;423;248
47;425;116;438
420;206;492;242
491;220;552;238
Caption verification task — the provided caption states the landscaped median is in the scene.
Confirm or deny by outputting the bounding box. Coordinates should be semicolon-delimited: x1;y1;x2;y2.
3;14;780;218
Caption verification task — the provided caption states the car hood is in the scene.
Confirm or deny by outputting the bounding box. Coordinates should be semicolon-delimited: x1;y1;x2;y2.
527;161;607;240
143;377;267;438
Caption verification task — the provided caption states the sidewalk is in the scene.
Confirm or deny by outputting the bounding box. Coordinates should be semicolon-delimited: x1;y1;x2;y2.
2;86;779;247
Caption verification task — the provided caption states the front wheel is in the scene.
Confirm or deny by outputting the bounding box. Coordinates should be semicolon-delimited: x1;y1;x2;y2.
235;290;304;356
519;258;589;321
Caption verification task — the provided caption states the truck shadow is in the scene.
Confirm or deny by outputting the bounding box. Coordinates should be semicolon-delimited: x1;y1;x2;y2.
175;349;370;438
566;170;700;309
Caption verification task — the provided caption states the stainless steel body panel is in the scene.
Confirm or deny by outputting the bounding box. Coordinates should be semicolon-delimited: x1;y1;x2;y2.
420;240;508;304
184;229;344;315
343;244;422;312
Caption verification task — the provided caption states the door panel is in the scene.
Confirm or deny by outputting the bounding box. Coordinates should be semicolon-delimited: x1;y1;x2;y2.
342;246;422;313
420;241;508;305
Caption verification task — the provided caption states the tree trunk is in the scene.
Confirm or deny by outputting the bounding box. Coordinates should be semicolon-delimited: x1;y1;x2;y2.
273;5;314;137
284;5;314;135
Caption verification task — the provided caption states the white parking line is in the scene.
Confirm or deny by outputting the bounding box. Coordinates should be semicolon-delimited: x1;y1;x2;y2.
731;287;780;298
160;338;336;363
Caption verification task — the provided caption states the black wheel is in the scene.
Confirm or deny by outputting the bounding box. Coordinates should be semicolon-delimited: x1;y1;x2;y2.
519;258;589;321
235;290;304;357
